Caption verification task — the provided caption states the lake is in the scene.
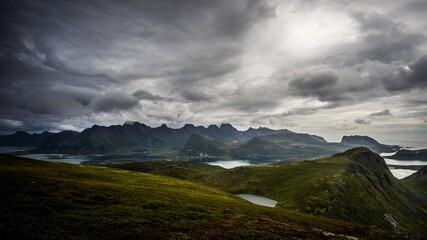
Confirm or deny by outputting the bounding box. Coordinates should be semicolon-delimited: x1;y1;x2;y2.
21;154;89;164
206;160;253;169
389;168;418;179
236;194;278;207
380;151;426;179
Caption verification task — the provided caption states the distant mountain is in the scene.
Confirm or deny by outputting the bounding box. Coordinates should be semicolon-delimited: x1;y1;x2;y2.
2;122;398;157
389;149;427;161
33;122;295;154
107;148;427;237
180;134;226;156
340;135;399;153
0;131;53;147
233;132;337;159
182;132;398;161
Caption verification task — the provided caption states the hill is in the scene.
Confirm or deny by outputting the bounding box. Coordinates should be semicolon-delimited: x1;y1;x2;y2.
0;131;53;147
403;165;427;194
180;134;227;156
107;148;427;237
181;132;398;161
340;135;399;153
233;133;339;160
0;154;396;239
389;149;427;161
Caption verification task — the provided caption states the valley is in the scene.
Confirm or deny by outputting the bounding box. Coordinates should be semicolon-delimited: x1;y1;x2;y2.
0;153;400;239
1;123;426;238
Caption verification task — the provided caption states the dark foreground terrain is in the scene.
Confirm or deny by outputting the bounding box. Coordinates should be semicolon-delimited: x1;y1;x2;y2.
0;153;403;239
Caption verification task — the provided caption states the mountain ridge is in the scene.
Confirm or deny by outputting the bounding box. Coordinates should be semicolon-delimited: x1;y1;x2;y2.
0;122;399;158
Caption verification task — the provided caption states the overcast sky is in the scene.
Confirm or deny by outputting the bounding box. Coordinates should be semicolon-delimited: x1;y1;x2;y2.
1;0;426;145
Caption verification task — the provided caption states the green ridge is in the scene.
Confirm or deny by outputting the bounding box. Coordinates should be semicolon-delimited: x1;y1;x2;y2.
108;148;427;237
0;154;396;239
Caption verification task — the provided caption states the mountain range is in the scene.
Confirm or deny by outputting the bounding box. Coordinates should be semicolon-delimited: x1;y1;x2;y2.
0;131;53;147
0;122;399;161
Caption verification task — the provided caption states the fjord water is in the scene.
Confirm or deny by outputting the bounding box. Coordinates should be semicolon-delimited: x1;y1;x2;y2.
21;154;89;164
0;147;30;153
380;151;426;179
236;194;278;207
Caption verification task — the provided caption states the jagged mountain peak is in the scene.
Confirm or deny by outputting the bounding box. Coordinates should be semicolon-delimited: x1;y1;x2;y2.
183;123;195;128
219;123;236;130
335;147;387;167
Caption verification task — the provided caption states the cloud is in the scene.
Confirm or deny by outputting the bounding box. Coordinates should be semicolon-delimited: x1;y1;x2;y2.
181;89;213;102
382;55;427;91
132;89;163;101
352;11;425;63
57;124;78;131
0;119;25;130
90;92;140;112
288;70;339;101
0;0;426;147
355;118;371;125
369;109;392;117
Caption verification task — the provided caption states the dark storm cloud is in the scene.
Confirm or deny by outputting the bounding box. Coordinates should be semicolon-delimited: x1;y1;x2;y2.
355;119;371;125
352;11;425;63
382;55;427;91
90;93;140;112
0;0;276;132
181;90;213;102
401;0;427;15
0;119;24;131
288;70;340;101
369;109;392;117
132;90;164;101
282;108;317;117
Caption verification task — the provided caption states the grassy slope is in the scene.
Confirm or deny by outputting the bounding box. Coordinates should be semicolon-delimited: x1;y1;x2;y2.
0;154;396;240
108;148;427;237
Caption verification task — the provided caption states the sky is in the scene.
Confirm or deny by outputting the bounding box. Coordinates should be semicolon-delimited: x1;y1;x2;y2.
0;0;426;146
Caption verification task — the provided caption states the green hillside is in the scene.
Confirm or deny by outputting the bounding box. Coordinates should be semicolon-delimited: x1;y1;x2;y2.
0;154;396;239
108;148;427;237
402;165;427;204
180;134;227;156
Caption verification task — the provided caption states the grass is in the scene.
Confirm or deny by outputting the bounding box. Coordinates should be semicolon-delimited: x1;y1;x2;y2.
0;154;397;239
107;148;427;237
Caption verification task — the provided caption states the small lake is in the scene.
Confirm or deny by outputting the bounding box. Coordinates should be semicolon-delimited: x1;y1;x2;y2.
206;160;253;169
21;154;89;164
389;168;417;179
237;194;278;207
206;159;278;169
